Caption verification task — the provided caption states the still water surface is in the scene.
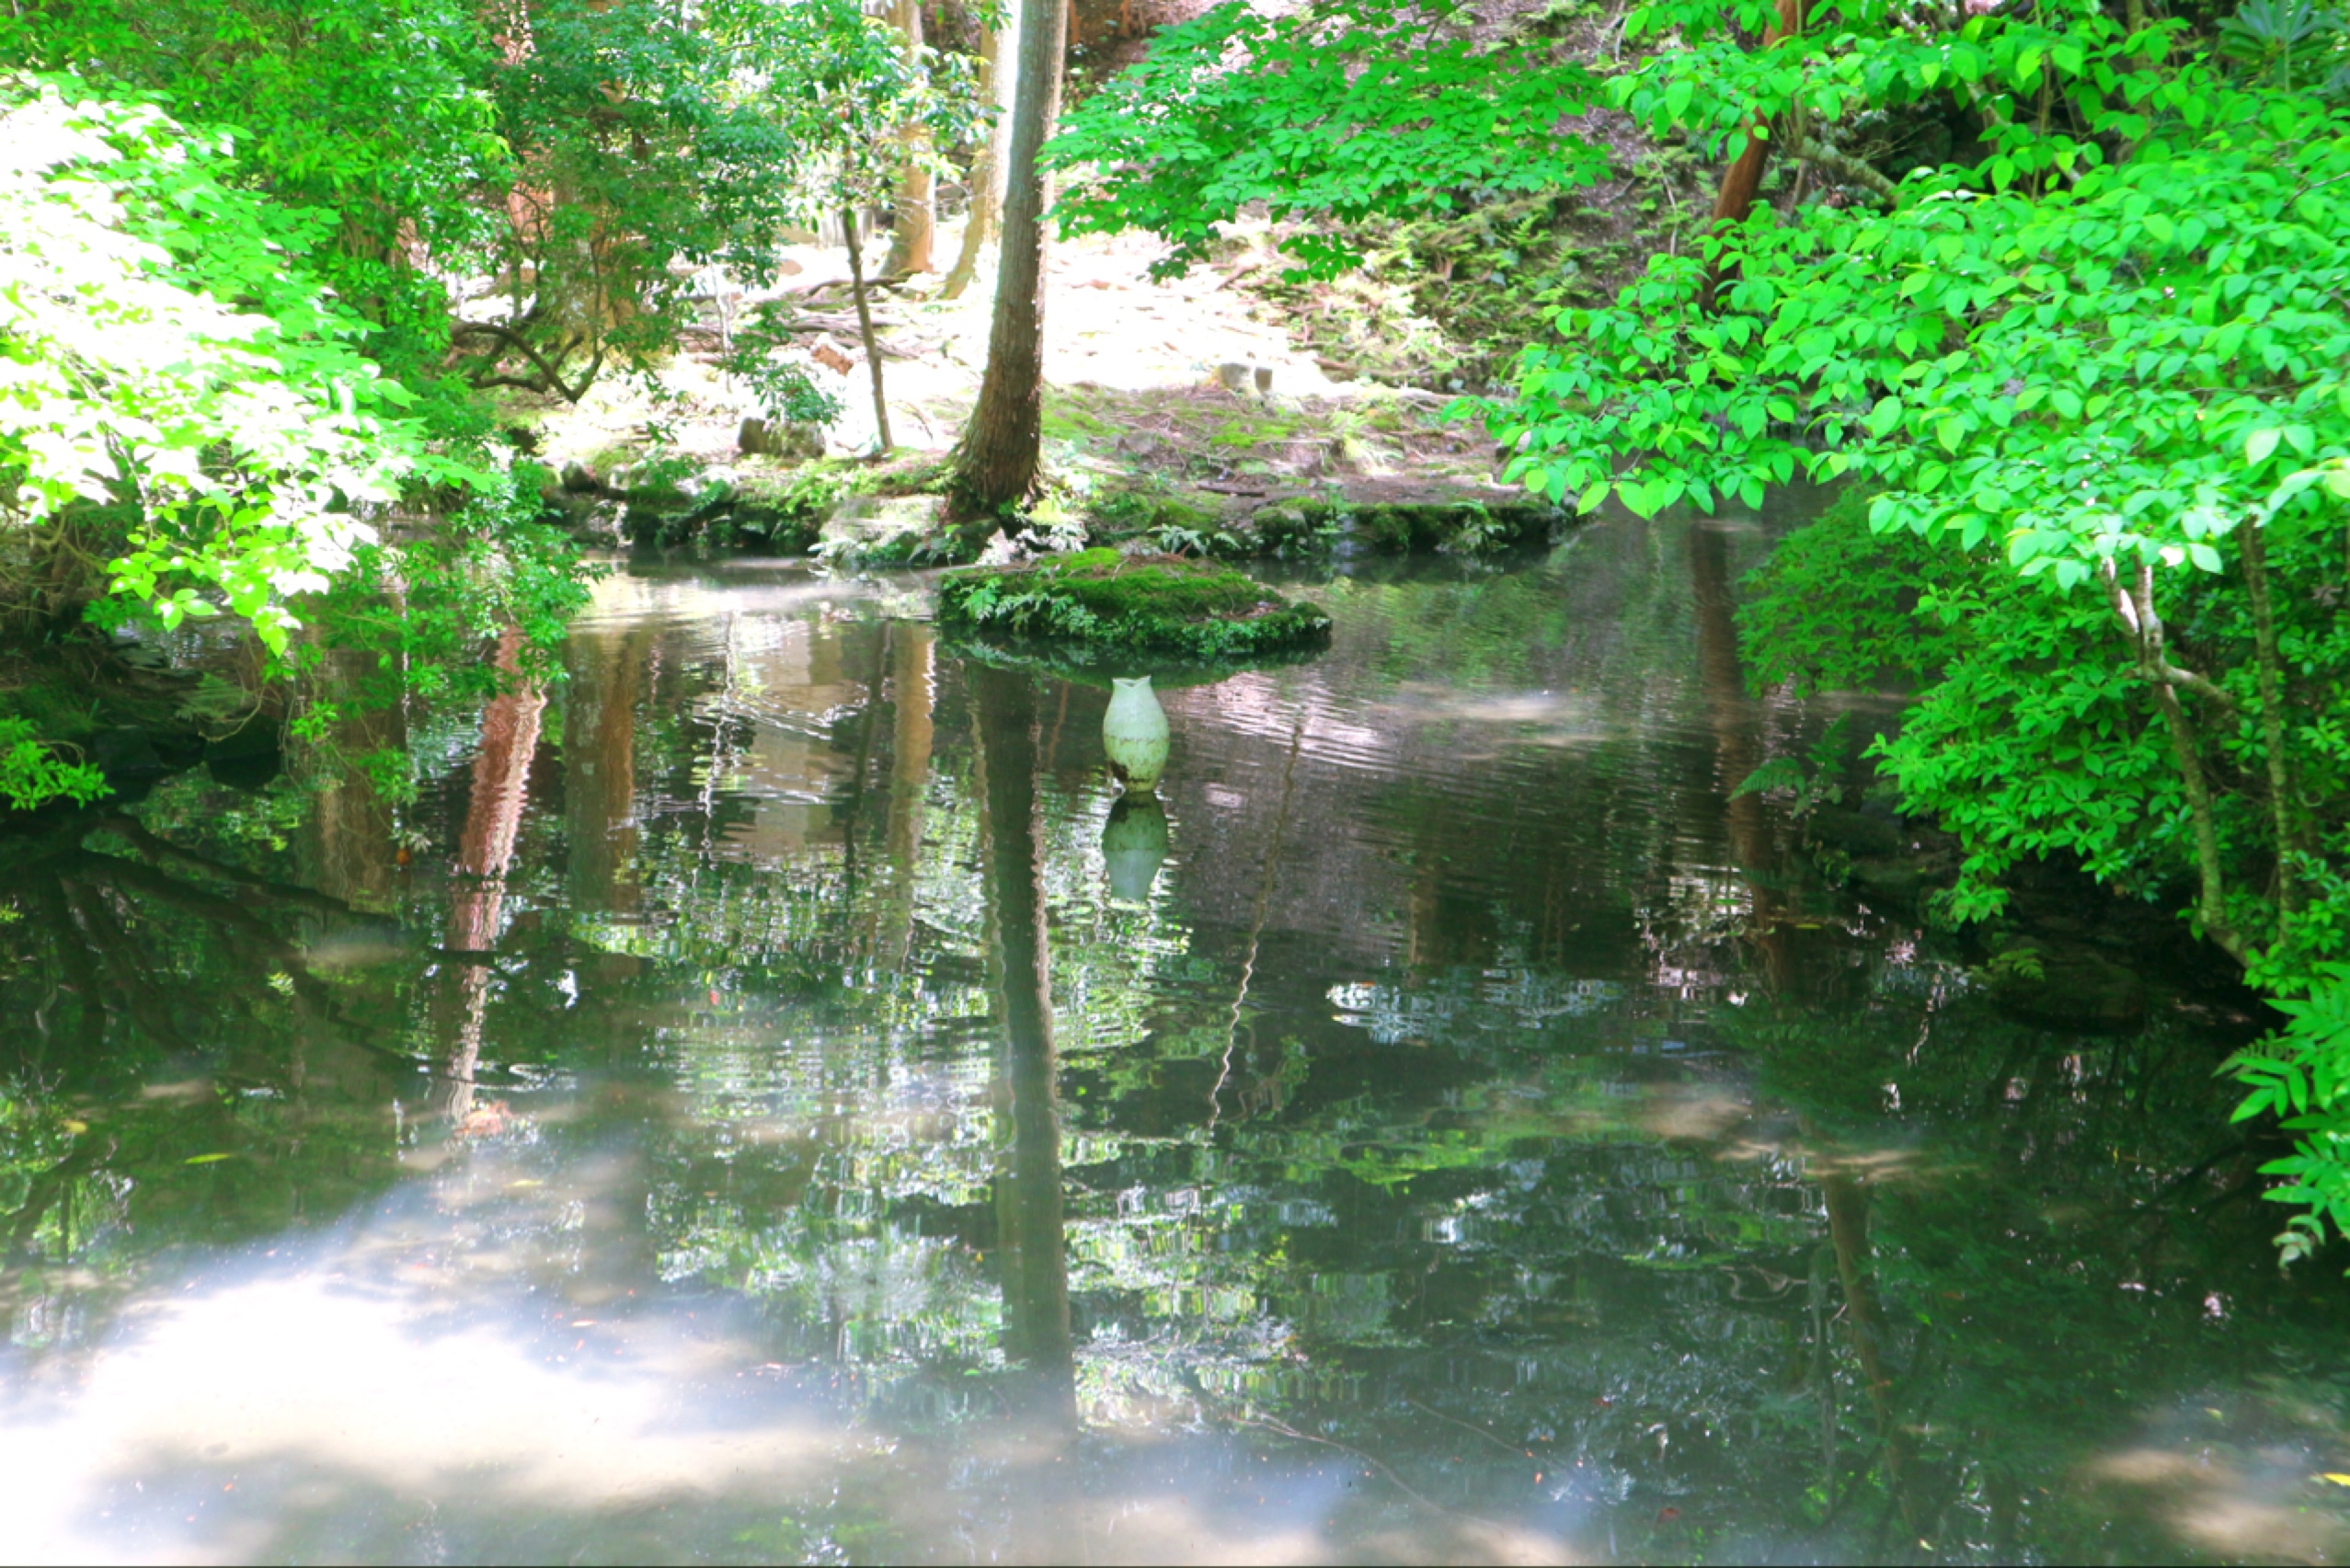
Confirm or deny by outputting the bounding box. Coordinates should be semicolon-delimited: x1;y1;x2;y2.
6;510;2350;1563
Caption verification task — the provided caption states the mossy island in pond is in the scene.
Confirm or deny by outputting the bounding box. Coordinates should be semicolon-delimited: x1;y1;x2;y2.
935;550;1331;664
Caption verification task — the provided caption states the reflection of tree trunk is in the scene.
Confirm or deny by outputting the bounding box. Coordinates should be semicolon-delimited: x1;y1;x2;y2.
60;875;189;1051
34;869;106;1052
294;642;405;911
565;626;643;913
875;624;934;967
840;624;890;889
1820;1165;1917;1528
430;632;546;1122
1689;521;1794;990
969;662;1075;1427
1211;717;1303;1126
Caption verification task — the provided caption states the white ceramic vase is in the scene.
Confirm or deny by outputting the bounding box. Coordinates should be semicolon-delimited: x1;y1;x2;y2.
1102;676;1170;795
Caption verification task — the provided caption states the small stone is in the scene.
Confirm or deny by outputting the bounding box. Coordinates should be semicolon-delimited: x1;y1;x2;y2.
560;460;602;493
1252;365;1273;394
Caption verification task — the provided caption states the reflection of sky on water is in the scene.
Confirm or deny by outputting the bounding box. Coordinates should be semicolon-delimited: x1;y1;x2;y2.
0;1177;1586;1565
8;515;2350;1563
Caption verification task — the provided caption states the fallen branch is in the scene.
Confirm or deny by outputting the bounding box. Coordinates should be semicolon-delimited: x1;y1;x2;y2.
1790;135;1898;207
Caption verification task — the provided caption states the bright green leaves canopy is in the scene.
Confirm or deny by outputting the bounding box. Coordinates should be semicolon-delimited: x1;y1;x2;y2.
0;0;508;388
1610;0;2184;178
0;78;455;654
1500;84;2350;589
1048;0;1611;279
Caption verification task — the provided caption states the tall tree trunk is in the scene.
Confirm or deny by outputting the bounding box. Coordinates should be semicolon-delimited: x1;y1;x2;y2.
1703;0;1806;303
940;16;1014;301
842;208;895;454
954;0;1067;507
883;0;936;276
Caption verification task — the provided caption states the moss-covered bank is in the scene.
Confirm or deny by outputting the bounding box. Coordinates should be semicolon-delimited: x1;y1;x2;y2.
935;550;1330;663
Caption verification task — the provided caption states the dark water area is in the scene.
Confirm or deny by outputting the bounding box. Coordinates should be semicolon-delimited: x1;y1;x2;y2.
6;504;2350;1564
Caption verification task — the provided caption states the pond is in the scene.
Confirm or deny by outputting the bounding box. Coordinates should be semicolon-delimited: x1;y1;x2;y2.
6;504;2350;1564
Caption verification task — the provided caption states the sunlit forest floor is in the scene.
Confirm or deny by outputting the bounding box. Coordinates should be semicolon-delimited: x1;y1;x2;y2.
498;214;1534;542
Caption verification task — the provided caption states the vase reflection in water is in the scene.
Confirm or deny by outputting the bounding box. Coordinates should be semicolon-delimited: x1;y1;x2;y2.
1100;796;1169;903
1101;675;1169;795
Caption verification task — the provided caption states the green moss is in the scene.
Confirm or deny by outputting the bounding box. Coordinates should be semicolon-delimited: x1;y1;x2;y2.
1040;391;1118;442
936;549;1330;662
1082;486;1256;556
1209;415;1299;450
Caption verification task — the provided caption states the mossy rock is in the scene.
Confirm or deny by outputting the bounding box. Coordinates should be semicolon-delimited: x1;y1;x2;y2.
1272;498;1564;554
1985;940;2148;1033
936;549;1331;665
1083;487;1253;555
1353;500;1562;552
820;495;968;566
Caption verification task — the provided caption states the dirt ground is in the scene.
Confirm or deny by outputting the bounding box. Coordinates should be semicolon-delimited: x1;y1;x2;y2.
506;212;1536;528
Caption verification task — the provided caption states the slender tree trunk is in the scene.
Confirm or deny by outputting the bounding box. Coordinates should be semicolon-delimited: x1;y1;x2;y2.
1704;0;1806;303
2104;559;2244;960
954;0;1067;507
940;17;1014;301
2239;519;2299;923
883;0;936;276
842;208;895;454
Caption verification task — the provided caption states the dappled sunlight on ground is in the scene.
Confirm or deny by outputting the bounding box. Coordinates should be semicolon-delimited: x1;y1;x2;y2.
2085;1435;2350;1563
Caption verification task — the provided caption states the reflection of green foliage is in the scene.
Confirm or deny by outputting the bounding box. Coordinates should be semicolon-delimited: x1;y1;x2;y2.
15;547;2350;1562
300;473;600;718
135;770;314;853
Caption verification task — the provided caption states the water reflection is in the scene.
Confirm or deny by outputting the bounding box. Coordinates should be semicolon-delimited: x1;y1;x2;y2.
4;517;2350;1563
1100;797;1169;905
972;662;1077;1428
